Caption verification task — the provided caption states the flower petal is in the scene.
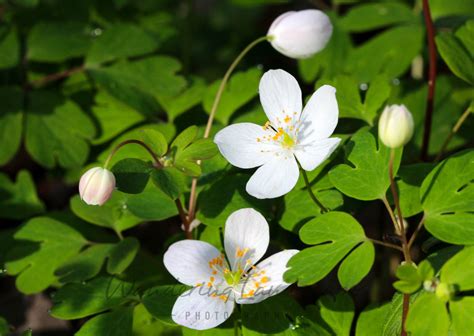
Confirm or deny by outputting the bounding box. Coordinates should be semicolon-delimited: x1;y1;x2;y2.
164;240;225;287
172;286;235;330
214;123;279;169
298;85;338;143
294;137;341;171
236;249;299;304
259;69;302;128
246;153;299;199
224;208;270;272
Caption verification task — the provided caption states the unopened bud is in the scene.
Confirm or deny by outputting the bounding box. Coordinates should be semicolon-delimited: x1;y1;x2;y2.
79;167;116;206
267;10;332;59
378;104;414;148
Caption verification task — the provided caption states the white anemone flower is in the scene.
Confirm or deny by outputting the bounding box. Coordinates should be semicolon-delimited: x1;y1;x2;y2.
163;208;298;330
214;69;340;199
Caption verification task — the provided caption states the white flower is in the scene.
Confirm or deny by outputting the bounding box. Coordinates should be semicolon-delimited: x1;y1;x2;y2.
214;69;340;199
378;104;414;148
163;208;298;330
79;167;116;206
267;9;333;59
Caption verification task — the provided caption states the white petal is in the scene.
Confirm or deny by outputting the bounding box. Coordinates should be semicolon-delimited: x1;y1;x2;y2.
298;85;339;143
172;286;235;330
259;69;302;128
294;137;341;171
224;208;269;272
246;153;299;199
163;240;225;287
214;123;279;169
236;249;299;304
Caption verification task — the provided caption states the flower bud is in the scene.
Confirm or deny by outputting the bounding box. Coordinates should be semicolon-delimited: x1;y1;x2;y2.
79;167;116;206
378;104;414;148
267;9;333;59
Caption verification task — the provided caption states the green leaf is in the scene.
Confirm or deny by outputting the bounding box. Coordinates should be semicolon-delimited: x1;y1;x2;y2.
0;170;45;220
405;294;449;336
284;212;372;286
381;292;420;336
151;167;187;200
70;193;142;233
76;307;133;336
305;292;354;336
0;27;19;69
241;293;304;335
436;32;474;84
91;91;145;145
0;316;9;336
27;22;91;62
107;237;140;274
169;125;198;155
450;297;474;336
456;20;474;57
329;129;402;201
112;158;153;194
345;25;423;82
0;86;22;165
55;244;112;283
203;67;261;124
340;3;415;32
158;77;206;121
395;163;434;217
280;177;343;232
139;128;168;157
89;56;187;101
86;24;159;66
197;173;274;227
319;75;391;124
25;91;95;168
393;263;422;294
355;302;390;336
133;304;182;336
420;150;474;244
440;246;474;291
338;241;375;290
177;138;218;161
5;217;87;294
142;285;188;324
51;276;136;319
429;0;474;19
125;182;178;221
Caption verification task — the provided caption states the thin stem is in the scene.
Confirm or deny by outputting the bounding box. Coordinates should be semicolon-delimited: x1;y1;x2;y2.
435;107;472;162
382;196;399;232
388;149;411;262
29;66;85;87
104;139;162;169
115;230;124;241
420;0;437;161
300;169;328;213
187;36;269;221
388;149;411;336
368;238;403;252
408;216;425;249
175;199;192;240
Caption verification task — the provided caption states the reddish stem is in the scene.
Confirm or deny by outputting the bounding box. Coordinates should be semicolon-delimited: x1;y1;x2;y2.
420;0;437;161
29;66;85;87
175;199;192;239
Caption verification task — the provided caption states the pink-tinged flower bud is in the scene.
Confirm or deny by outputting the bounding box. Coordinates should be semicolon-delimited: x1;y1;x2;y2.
79;167;115;206
267;9;333;59
378;104;414;148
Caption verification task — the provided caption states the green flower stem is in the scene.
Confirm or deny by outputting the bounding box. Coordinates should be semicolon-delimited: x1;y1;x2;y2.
435;106;472;162
368;238;403;252
103;139;162;169
300;168;328;213
188;35;269;221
